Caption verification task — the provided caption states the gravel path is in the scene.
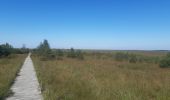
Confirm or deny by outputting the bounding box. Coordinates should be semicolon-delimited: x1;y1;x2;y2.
6;53;43;100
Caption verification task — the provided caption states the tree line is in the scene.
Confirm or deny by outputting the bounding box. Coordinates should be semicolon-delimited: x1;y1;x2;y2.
34;39;84;60
0;43;29;58
33;39;170;68
1;40;170;68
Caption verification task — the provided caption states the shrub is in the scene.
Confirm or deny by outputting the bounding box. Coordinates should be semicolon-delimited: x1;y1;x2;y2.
129;54;138;63
76;50;84;60
0;43;13;57
114;52;129;61
159;58;170;68
67;48;84;60
159;53;170;68
56;49;64;57
47;52;56;59
55;49;64;60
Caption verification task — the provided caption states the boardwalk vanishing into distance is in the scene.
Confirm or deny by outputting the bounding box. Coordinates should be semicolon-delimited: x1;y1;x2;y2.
6;53;43;100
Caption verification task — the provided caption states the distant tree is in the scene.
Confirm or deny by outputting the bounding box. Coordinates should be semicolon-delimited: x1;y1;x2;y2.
67;48;76;58
20;44;29;54
22;44;26;49
37;40;51;56
42;40;51;57
37;42;43;55
0;43;13;57
36;39;54;60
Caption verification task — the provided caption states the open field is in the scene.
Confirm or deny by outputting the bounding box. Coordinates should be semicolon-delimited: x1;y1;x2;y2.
0;54;26;99
32;51;170;100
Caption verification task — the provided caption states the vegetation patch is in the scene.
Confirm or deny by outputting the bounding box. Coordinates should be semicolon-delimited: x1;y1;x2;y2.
159;53;170;68
32;51;170;100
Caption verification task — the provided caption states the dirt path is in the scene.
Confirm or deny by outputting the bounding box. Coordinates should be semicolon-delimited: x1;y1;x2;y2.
6;53;43;100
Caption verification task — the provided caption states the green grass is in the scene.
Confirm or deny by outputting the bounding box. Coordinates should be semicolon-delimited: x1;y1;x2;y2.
0;54;26;99
32;52;170;100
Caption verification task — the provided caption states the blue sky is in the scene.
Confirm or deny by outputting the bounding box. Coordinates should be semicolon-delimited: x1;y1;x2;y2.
0;0;170;50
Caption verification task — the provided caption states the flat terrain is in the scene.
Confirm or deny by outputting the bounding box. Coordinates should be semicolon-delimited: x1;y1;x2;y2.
0;54;26;99
6;54;43;100
32;52;170;100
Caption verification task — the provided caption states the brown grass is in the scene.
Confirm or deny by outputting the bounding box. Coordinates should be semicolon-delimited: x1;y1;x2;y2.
0;54;26;99
32;53;170;100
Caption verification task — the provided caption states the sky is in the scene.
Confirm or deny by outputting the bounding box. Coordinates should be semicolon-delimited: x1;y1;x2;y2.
0;0;170;50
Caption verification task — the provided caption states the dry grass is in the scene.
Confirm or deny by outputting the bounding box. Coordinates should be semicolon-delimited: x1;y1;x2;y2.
32;53;170;100
0;54;26;99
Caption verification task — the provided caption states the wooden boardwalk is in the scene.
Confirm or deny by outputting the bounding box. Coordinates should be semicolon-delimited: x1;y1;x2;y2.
6;54;43;100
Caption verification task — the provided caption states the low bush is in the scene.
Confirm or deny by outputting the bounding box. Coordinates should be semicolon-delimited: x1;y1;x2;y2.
114;52;129;61
67;48;76;58
0;43;13;57
67;48;84;60
159;53;170;68
129;54;137;63
56;49;64;57
76;50;84;60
